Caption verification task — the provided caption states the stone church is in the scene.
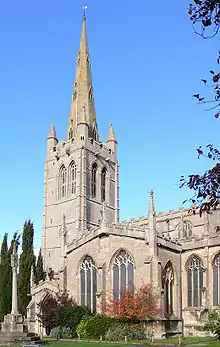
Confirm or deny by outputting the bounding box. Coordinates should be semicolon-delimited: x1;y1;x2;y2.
27;13;220;338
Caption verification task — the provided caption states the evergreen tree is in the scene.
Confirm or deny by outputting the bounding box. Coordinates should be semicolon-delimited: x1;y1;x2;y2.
18;220;35;315
0;232;20;321
0;234;10;321
35;248;45;284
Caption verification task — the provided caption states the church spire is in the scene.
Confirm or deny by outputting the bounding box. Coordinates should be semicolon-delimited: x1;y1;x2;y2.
67;11;98;141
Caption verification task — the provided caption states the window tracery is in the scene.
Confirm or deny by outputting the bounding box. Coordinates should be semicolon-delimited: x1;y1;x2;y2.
186;256;203;307
80;256;97;312
112;250;134;301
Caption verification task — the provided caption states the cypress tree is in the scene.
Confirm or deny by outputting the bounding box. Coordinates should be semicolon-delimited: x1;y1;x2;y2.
0;234;10;321
18;220;35;315
0;233;20;321
35;249;45;284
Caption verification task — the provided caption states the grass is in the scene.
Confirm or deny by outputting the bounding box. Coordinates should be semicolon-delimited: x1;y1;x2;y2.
0;337;219;347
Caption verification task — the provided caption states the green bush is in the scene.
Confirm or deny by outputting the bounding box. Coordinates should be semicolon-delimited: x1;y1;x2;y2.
57;303;90;337
204;310;220;340
50;326;73;339
105;323;146;341
76;314;115;339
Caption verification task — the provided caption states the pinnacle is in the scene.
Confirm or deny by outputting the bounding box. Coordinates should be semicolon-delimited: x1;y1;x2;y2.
47;123;57;139
107;124;117;142
148;188;155;217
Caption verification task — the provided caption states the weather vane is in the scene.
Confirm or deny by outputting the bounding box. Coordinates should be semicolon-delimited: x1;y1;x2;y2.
83;5;88;17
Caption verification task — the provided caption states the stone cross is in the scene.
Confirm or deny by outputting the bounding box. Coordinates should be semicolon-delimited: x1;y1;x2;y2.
11;242;18;315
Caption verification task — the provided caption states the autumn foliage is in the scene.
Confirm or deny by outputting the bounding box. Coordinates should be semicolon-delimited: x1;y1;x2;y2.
106;284;160;323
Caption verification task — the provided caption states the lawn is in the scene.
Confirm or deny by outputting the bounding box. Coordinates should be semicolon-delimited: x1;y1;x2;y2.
1;338;219;347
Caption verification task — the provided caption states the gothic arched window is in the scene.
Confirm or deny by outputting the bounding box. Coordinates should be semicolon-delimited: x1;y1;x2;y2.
80;256;97;312
91;163;97;198
187;256;203;307
213;253;220;306
101;167;107;202
163;262;174;315
112;250;134;301
69;161;76;195
59;165;67;199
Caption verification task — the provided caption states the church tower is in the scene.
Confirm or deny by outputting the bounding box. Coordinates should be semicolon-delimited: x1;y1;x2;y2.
42;12;119;272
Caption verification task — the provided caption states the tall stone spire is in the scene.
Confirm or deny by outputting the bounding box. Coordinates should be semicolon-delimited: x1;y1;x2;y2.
67;11;98;141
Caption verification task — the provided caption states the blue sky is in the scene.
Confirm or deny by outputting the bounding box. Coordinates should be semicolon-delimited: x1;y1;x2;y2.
0;0;219;249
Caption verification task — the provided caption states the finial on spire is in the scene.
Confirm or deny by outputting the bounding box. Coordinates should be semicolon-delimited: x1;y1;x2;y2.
83;5;88;19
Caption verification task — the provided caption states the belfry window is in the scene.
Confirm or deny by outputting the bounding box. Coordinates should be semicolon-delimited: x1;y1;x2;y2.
163;262;174;315
101;167;107;202
69;128;73;140
91;163;97;198
187;256;203;307
69;161;76;195
59;165;67;199
213;253;220;306
112;250;134;301
80;256;97;312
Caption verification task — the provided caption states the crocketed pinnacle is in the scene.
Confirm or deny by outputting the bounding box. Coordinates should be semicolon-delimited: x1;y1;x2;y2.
107;124;117;142
148;189;155;217
67;12;98;140
47;123;57;139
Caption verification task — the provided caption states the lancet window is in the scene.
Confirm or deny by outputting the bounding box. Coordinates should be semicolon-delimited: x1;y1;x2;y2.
91;163;97;198
101;167;107;202
69;161;76;195
59;165;67;199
